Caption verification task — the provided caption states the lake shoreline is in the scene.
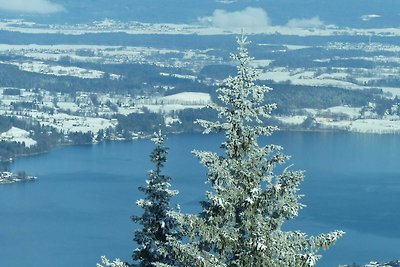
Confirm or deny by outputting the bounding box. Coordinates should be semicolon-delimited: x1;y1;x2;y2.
3;125;400;164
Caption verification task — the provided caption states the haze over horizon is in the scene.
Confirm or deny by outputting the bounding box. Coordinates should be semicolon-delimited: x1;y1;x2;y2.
0;0;399;29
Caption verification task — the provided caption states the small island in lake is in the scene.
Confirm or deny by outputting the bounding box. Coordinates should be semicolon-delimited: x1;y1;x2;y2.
0;171;37;184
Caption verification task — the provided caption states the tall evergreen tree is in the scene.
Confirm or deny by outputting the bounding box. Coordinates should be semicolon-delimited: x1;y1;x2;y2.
132;131;180;267
165;35;344;267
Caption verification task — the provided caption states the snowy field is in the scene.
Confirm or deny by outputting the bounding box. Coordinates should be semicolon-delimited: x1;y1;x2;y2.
259;67;400;98
4;61;107;79
0;127;36;147
276;105;400;134
135;92;212;113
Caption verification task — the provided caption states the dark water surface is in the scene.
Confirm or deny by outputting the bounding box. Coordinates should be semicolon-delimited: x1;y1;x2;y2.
1;132;400;266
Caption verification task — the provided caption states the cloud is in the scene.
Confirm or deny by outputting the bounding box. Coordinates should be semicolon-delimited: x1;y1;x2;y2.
361;14;381;21
199;7;270;30
286;16;324;29
0;0;65;14
216;0;238;3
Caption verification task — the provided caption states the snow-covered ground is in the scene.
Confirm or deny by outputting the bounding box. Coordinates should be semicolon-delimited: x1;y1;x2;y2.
0;86;399;139
323;106;362;119
259;68;360;89
30;111;115;134
277;115;400;134
161;92;211;105
3;61;109;79
159;72;197;81
135;92;212;113
137;104;208;113
319;118;400;134
0;90;213;144
249;60;273;68
259;67;400;98
57;102;80;112
276;105;400;134
0;127;36;147
0;43;221;71
1;18;400;136
275;116;307;125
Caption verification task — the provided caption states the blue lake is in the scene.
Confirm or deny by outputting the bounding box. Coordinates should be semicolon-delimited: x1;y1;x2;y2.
1;131;400;266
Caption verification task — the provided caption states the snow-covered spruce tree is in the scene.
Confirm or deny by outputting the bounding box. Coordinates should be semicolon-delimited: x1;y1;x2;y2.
132;131;180;267
97;256;130;267
164;35;344;267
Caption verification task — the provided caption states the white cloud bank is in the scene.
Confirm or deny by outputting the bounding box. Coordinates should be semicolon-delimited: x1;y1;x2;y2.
286;16;325;29
0;0;65;14
199;7;270;30
361;14;381;21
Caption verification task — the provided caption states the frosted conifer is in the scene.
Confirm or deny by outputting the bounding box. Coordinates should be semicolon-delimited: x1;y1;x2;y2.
97;256;130;267
132;131;180;267
165;35;344;267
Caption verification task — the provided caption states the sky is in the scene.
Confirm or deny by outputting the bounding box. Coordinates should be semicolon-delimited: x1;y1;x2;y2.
0;0;327;29
0;0;65;14
0;0;398;28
